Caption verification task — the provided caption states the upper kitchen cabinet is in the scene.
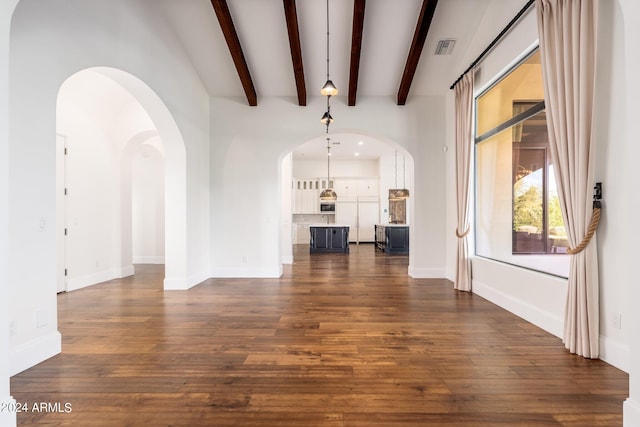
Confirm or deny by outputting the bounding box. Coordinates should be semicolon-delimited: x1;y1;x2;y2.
293;179;320;214
334;178;379;201
357;180;378;197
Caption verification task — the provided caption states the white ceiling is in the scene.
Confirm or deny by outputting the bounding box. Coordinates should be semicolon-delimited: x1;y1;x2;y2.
158;0;502;99
292;132;397;161
155;0;529;159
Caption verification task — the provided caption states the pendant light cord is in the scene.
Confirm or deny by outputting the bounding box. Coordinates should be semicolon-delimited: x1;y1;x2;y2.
394;150;398;188
326;0;330;81
326;137;331;185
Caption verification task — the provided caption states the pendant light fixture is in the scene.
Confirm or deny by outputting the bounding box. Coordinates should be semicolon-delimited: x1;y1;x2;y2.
320;0;338;130
319;0;338;201
319;137;337;201
320;0;338;98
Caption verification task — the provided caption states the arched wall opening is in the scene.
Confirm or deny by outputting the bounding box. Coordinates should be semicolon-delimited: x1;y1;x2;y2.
7;0;210;378
56;67;184;292
278;131;415;272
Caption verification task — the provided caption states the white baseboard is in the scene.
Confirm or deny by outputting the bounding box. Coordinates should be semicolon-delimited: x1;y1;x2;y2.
0;396;17;427
10;331;61;376
119;264;135;278
163;277;189;290
66;265;137;292
163;270;209;291
599;335;629;372
407;266;445;279
210;266;282;279
132;256;165;264
473;279;564;338
281;255;293;265
624;398;640;427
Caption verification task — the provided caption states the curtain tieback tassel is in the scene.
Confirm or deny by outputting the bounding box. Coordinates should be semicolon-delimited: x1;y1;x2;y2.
567;207;601;254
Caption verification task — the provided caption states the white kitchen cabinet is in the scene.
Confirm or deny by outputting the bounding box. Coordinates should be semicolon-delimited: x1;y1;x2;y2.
336;198;379;243
334;178;378;201
296;224;311;244
336;201;357;241
357;200;379;242
293;179;320;214
357;179;378;197
334;179;356;200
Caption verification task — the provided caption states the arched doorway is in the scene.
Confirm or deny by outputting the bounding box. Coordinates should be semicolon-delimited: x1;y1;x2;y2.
56;67;186;291
279;131;415;268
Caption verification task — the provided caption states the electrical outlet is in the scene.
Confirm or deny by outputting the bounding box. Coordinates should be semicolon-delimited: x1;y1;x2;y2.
612;313;622;330
9;321;16;337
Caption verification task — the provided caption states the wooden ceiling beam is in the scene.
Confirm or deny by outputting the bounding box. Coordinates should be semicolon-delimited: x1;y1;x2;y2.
348;0;366;106
396;0;438;105
210;0;258;106
283;0;306;106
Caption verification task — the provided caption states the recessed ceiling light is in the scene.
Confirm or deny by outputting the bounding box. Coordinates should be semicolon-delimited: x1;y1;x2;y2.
358;141;364;145
354;152;360;156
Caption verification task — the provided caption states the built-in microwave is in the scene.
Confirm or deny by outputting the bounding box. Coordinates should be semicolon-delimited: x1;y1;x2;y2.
320;202;336;212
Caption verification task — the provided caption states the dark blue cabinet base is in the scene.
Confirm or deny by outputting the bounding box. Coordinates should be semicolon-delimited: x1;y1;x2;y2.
310;226;349;253
375;225;409;254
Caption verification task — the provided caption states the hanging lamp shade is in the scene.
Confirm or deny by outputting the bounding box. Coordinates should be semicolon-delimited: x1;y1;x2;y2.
321;80;339;97
389;189;410;201
320;111;334;124
319;188;337;201
320;137;337;201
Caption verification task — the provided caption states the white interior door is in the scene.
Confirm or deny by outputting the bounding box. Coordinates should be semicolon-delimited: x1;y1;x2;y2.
55;133;67;293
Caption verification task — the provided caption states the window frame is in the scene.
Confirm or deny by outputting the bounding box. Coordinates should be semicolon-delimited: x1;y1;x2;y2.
472;46;569;279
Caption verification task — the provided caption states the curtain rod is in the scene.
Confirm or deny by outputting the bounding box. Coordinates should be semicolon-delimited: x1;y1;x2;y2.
449;0;535;90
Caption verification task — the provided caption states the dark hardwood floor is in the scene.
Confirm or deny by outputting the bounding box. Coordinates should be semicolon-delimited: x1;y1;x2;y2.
11;244;628;426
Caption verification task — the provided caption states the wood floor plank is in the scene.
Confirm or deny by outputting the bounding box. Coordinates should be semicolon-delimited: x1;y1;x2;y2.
10;244;628;426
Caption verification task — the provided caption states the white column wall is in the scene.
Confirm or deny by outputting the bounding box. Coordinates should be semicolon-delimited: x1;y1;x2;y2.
620;0;640;424
1;1;18;425
593;0;631;373
279;154;293;266
210;96;446;278
8;0;210;374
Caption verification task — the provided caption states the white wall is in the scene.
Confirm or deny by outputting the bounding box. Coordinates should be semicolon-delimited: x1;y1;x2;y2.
293;158;379;178
618;1;640;424
594;0;631;374
445;0;632;376
279;153;293;265
8;0;210;374
132;142;165;264
210;95;446;278
1;1;18;424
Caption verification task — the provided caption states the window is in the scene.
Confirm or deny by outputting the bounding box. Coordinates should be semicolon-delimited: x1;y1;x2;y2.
475;49;569;277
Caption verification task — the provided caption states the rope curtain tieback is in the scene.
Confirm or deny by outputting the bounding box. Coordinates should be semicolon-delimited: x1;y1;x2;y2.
456;226;470;238
566;207;601;255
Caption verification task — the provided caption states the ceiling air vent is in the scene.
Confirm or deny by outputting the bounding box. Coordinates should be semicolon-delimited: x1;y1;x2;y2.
435;39;456;55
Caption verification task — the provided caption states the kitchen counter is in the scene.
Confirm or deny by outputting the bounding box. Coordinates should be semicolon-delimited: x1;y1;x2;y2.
309;225;349;253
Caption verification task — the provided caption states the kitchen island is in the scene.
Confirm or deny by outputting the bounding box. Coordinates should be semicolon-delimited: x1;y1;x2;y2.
309;225;349;253
375;224;409;254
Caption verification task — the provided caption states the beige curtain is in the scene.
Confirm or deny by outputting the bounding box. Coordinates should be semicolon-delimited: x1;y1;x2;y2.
536;0;599;358
453;72;474;292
